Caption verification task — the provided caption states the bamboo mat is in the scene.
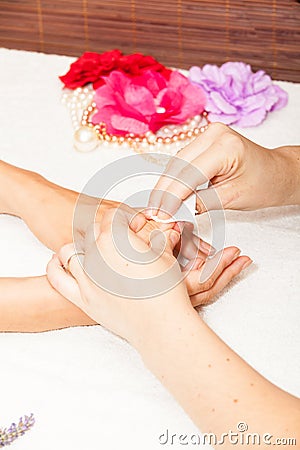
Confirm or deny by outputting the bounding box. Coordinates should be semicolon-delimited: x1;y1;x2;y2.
0;1;300;82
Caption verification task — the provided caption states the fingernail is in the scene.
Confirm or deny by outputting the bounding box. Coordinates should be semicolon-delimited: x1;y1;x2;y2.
170;230;180;246
232;249;241;261
242;259;253;270
200;241;216;255
157;210;171;221
145;208;158;219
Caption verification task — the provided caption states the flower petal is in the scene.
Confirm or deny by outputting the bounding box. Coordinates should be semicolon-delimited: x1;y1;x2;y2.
235;107;267;127
269;85;288;111
124;84;156;116
208;112;239;125
188;66;203;84
111;115;150;135
210;91;237;114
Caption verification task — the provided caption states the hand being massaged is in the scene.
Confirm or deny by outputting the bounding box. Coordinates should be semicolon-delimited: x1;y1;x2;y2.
46;207;300;445
53;207;251;309
46;207;248;343
3;122;299;333
0;156;249;333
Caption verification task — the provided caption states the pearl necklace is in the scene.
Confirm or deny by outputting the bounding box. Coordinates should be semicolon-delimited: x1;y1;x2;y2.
62;86;210;154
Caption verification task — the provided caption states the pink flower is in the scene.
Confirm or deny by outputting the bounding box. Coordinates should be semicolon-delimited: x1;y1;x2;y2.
92;70;206;136
189;62;288;127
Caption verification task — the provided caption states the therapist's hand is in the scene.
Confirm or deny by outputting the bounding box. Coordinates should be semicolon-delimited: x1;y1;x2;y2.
147;122;300;217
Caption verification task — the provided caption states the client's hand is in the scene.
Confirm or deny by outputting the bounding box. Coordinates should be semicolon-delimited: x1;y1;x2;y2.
46;214;300;448
47;208;252;343
47;208;191;347
124;216;251;307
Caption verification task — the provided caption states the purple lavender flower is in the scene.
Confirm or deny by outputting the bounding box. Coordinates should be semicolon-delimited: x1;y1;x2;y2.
0;414;35;447
189;62;288;127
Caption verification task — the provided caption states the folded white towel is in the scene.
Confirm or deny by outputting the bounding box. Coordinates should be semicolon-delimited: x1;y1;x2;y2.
0;48;299;450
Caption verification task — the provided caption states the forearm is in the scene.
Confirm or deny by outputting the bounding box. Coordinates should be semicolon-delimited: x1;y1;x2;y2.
0;276;95;332
0;160;119;252
139;306;299;448
272;146;300;207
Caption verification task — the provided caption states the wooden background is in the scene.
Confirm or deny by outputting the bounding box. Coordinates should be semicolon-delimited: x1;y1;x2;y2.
1;0;300;82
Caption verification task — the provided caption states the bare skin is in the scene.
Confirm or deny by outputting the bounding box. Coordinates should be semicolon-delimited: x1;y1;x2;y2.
0;160;250;332
46;126;300;446
147;122;300;218
47;209;300;449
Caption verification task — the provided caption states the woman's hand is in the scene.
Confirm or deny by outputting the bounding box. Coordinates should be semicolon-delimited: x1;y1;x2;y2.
47;208;299;446
47;207;251;334
184;246;251;307
147;123;300;217
47;208;192;347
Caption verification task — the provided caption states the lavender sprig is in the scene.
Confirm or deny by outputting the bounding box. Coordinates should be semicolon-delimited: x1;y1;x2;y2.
0;414;35;447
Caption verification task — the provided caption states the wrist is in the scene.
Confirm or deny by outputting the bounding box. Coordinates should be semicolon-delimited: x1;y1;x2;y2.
136;301;201;370
271;146;300;207
0;161;45;216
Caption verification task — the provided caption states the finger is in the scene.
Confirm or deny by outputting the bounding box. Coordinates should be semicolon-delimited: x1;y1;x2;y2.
185;246;241;296
158;166;205;217
192;233;215;256
164;229;181;253
171;122;228;162
154;138;230;217
195;181;235;214
149;228;181;257
147;123;227;214
47;255;82;307
183;257;203;272
57;243;87;285
180;234;207;262
190;255;252;307
129;211;148;233
98;207;153;263
147;159;190;216
176;222;208;261
100;206;147;238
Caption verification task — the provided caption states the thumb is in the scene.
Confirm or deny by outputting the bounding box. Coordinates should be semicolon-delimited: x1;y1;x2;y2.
196;181;233;214
196;186;224;214
47;254;83;309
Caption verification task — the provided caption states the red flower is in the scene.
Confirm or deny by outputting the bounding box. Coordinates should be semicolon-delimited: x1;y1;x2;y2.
118;53;171;79
59;50;172;89
59;50;122;89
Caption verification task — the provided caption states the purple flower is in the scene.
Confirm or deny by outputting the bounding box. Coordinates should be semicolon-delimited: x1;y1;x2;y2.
0;414;35;447
189;62;288;127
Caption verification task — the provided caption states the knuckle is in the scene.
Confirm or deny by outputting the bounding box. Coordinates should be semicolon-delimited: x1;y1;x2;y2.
191;296;199;307
209;122;228;134
193;291;210;307
221;131;245;154
201;277;214;291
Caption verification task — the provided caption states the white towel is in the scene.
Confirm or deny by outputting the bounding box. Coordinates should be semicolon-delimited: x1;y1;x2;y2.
0;48;299;450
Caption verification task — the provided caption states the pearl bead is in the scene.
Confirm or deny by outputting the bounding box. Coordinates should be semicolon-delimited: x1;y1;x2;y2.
74;126;99;152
